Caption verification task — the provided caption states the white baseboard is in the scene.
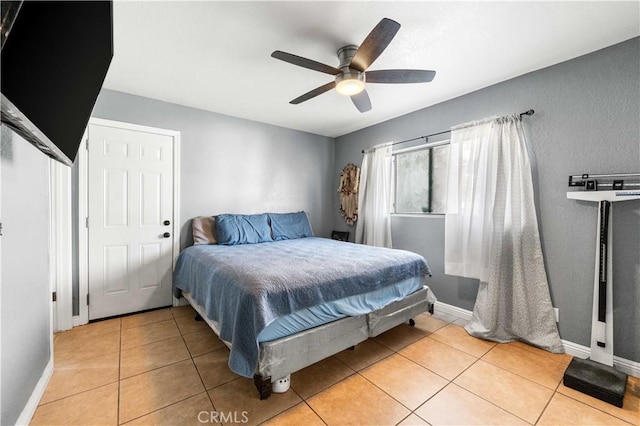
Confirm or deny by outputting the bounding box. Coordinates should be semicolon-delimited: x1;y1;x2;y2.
434;301;639;378
561;339;591;359
615;356;640;378
15;357;54;425
562;340;640;378
433;301;473;322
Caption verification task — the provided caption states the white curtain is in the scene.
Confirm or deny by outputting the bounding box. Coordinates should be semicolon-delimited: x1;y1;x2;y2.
356;144;393;248
445;115;563;353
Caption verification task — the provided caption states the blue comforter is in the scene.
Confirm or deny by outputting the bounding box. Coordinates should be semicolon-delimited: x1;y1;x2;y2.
173;237;430;377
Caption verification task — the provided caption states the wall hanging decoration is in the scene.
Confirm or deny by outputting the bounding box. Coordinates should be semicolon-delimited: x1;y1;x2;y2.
337;163;360;225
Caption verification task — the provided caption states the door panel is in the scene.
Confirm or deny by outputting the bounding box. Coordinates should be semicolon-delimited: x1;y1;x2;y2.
140;242;162;289
141;172;162;226
103;245;128;294
88;123;174;319
105;169;128;227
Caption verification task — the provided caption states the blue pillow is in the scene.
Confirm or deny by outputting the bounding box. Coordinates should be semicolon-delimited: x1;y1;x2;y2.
269;212;314;241
216;213;273;245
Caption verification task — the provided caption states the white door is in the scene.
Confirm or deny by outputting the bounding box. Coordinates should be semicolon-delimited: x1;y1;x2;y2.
88;123;174;319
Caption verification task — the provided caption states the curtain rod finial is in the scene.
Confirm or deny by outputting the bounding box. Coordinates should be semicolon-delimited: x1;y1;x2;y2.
521;109;535;116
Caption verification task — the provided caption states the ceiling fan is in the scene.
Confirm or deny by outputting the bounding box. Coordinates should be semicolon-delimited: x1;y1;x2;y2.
271;18;436;113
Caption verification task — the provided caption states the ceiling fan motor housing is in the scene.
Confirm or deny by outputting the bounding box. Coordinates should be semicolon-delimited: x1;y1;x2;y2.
337;45;359;69
335;70;365;84
335;45;366;95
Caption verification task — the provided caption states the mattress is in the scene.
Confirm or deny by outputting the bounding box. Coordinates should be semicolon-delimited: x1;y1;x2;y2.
174;237;431;377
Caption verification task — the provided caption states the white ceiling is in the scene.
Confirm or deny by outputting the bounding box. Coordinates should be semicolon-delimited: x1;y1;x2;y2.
103;1;639;138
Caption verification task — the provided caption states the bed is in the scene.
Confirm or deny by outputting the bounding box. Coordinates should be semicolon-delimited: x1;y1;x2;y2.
174;212;436;399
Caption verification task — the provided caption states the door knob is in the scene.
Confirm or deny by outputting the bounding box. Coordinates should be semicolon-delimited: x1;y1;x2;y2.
164;220;171;226
163;232;171;238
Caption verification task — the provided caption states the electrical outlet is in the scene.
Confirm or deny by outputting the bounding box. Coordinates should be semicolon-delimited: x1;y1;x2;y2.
554;308;559;323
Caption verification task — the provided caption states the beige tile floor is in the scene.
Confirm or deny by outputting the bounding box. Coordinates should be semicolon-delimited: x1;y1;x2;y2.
32;305;640;425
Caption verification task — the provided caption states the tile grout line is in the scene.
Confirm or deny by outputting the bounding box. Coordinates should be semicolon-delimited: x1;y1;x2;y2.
40;323;121;409
410;347;539;424
117;317;122;426
533;379;563;425
335;335;451;421
120;312;170;424
292;357;358;401
394;351;451;384
119;313;209;424
394;412;413;426
174;310;216;419
175;307;221;423
429;323;499;358
256;387;308;425
549;386;636;425
179;312;215;402
356;339;449;414
442;382;536;425
300;400;329;426
283;313;457;422
409;379;451;424
449;367;538;425
354;370;414;414
448;347;563;425
479;346;569;392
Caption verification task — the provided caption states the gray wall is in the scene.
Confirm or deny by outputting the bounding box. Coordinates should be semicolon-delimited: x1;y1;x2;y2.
74;89;335;311
1;127;52;425
333;37;640;362
92;90;335;247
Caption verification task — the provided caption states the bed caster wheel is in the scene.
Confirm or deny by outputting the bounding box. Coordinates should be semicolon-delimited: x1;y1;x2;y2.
272;375;291;393
408;318;415;327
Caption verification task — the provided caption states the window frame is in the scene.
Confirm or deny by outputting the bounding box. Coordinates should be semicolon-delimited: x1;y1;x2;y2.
391;139;450;216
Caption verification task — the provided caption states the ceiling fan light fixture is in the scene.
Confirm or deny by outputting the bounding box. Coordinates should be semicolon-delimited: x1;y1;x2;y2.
335;72;365;96
272;18;435;112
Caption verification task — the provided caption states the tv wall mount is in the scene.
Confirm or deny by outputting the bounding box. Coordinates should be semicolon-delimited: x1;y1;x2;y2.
564;172;640;407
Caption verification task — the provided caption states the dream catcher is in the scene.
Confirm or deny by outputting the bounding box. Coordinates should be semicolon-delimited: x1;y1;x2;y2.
337;163;360;225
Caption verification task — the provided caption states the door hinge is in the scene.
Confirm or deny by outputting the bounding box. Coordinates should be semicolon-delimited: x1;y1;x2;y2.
0;222;3;236
86;294;90;306
86;217;89;228
52;292;57;302
86;139;89;150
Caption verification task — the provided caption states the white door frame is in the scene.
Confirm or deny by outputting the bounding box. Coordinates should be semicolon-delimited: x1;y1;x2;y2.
75;117;181;325
50;159;73;331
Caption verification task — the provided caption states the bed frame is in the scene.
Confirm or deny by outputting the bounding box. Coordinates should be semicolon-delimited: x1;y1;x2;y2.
183;286;435;399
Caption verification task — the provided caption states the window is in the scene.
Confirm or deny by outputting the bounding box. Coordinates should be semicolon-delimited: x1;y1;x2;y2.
392;141;449;214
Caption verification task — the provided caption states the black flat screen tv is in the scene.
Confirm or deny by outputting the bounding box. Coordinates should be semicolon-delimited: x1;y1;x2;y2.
1;1;113;166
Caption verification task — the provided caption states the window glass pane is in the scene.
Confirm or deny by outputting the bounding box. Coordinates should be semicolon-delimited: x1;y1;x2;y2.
392;142;450;215
430;144;449;214
395;149;430;213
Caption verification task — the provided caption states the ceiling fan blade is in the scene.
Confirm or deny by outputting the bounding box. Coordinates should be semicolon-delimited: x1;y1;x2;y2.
290;81;337;104
350;18;401;72
366;69;436;84
351;89;372;113
272;51;342;76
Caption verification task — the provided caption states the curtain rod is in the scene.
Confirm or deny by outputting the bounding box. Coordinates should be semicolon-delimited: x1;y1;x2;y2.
361;109;535;154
